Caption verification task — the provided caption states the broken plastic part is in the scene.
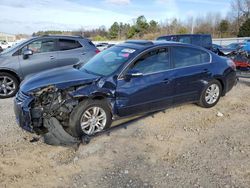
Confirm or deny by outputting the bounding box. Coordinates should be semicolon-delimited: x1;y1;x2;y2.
43;117;80;146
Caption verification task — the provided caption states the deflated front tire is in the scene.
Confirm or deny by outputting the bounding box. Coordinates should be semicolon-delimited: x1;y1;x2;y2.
68;99;112;137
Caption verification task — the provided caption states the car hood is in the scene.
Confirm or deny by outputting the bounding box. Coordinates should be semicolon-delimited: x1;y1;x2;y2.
20;66;100;93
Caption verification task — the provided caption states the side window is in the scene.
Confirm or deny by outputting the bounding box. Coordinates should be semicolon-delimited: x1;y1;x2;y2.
131;48;170;74
172;47;210;68
192;36;202;46
22;39;56;54
202;36;212;48
178;36;192;44
58;39;82;51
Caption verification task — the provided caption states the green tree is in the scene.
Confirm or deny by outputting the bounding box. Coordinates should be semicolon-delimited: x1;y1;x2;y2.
135;15;149;37
219;20;229;37
238;18;250;37
149;20;159;32
127;26;137;38
109;22;120;39
177;27;188;34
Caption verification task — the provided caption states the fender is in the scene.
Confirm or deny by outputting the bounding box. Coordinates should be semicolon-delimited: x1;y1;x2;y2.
68;82;117;117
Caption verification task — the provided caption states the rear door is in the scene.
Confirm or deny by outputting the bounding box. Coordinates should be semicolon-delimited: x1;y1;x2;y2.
56;38;91;67
19;38;58;78
116;47;175;116
170;46;212;104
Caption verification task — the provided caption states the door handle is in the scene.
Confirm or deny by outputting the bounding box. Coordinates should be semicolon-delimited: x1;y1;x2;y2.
203;69;209;73
50;56;55;60
81;52;87;55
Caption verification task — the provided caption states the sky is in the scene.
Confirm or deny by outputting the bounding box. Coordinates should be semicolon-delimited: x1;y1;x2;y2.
0;0;231;34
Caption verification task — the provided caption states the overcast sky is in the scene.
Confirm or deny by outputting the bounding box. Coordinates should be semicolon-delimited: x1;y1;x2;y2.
0;0;231;34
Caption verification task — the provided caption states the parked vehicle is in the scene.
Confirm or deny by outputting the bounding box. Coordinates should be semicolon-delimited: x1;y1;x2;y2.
156;34;212;51
0;35;99;98
0;41;11;50
95;43;109;51
14;40;237;141
219;42;246;57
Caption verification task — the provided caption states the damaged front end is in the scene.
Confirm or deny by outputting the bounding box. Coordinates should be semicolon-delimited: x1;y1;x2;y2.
30;85;79;135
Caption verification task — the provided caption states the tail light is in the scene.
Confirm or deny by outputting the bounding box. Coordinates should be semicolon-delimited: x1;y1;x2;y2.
95;49;100;54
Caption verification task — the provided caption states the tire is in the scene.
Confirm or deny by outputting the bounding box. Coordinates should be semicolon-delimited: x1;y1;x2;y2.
0;72;19;99
68;99;112;137
198;80;222;108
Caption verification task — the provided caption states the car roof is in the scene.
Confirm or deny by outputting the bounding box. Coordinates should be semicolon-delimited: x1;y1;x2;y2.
116;40;207;51
158;34;211;38
33;35;87;40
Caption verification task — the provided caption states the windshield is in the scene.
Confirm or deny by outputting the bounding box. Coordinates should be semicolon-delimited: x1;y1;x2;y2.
80;46;137;76
0;39;29;55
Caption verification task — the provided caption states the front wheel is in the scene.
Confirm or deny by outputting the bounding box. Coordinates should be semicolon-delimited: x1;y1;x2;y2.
68;99;112;137
198;80;222;108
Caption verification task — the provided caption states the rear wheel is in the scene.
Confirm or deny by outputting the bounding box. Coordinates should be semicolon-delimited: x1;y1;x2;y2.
0;72;19;99
198;80;222;108
68;99;112;137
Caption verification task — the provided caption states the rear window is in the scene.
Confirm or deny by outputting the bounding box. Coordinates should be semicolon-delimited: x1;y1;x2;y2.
58;39;82;51
172;46;210;68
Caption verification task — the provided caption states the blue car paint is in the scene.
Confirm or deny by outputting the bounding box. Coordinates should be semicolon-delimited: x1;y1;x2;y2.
14;41;237;134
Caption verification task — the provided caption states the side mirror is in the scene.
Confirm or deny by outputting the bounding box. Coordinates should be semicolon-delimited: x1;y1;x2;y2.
23;49;33;59
124;69;143;80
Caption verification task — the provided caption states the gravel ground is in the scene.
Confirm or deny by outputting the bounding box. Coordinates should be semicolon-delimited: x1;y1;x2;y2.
0;79;250;188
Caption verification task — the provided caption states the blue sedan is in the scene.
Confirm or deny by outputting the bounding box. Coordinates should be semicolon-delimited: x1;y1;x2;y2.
14;40;237;138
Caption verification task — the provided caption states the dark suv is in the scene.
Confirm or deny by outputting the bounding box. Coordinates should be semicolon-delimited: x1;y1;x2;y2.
14;40;236;141
0;35;99;98
156;34;212;50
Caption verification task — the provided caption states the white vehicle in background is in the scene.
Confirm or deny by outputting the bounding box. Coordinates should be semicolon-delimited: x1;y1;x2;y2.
0;41;11;50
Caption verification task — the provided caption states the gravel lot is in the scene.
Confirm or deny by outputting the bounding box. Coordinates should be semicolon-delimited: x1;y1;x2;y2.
0;78;250;188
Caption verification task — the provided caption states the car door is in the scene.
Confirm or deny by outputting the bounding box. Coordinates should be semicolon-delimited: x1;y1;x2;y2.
18;38;58;78
56;38;91;67
171;46;212;104
116;47;175;117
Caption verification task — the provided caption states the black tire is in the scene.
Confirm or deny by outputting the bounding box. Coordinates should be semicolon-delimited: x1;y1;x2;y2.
0;72;19;99
198;80;222;108
67;99;112;137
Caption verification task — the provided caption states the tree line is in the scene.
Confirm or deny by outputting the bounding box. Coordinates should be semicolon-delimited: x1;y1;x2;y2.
32;0;250;40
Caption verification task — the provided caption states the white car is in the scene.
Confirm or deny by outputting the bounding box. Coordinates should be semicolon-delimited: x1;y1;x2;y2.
0;41;11;50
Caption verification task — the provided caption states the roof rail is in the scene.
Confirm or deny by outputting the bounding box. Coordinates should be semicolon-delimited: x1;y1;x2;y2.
125;40;154;46
40;34;83;38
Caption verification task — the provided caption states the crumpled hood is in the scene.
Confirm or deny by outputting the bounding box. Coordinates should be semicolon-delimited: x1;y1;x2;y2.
20;66;100;93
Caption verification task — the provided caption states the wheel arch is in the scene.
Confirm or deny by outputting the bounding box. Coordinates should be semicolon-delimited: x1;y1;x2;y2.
0;69;21;84
214;78;225;96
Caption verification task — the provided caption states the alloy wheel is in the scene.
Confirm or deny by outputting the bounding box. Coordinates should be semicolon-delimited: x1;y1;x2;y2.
205;84;220;105
80;106;107;135
0;76;16;97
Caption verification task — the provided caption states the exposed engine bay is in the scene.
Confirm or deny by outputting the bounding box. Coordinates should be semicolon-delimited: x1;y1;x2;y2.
30;86;78;134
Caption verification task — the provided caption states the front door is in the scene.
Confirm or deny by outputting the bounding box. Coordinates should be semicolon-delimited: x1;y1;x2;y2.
116;47;175;117
18;38;58;78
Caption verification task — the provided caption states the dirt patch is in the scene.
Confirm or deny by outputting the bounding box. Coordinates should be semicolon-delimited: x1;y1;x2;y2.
0;79;250;188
